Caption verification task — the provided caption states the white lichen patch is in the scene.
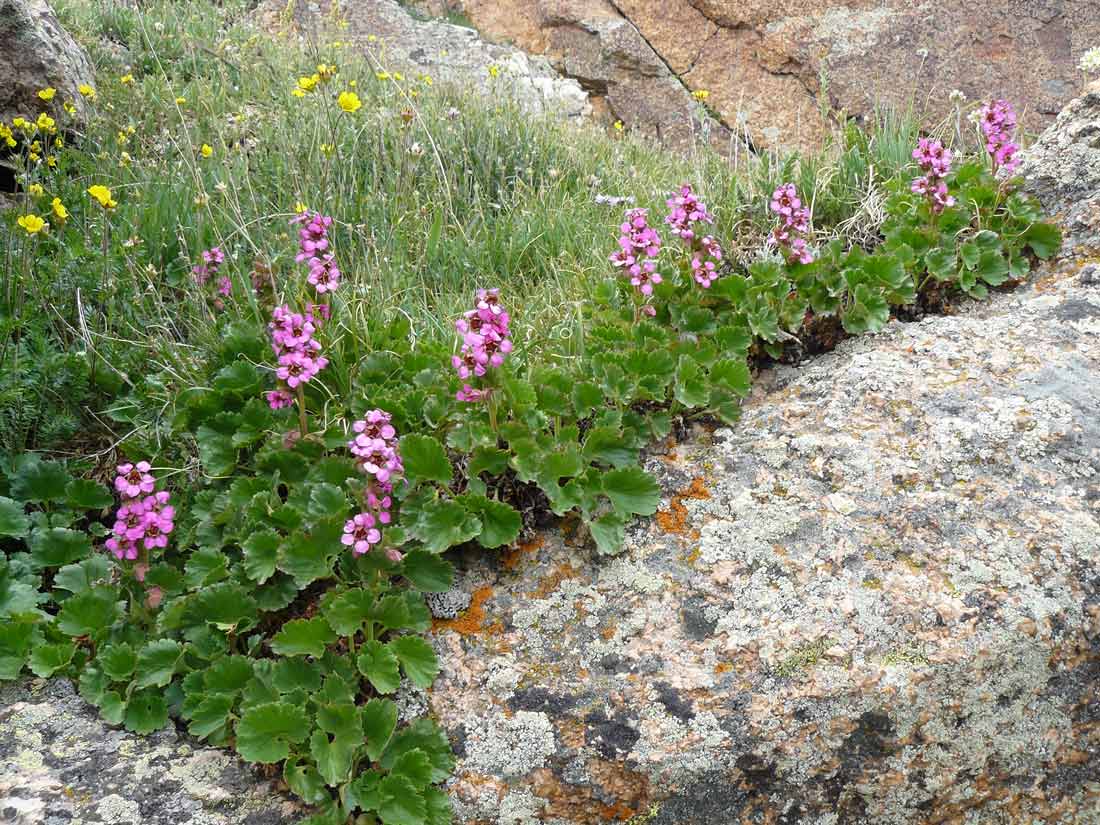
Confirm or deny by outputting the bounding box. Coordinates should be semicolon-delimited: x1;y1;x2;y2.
464;711;557;778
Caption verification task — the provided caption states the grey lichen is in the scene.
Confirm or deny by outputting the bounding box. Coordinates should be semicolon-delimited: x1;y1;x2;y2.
463;710;557;778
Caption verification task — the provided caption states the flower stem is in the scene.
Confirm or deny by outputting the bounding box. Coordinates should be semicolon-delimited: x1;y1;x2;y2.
297;384;308;437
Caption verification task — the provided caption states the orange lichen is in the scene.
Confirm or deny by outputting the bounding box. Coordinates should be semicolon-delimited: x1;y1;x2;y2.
503;535;544;571
431;586;502;636
714;661;733;674
527;563;579;599
528;760;651;824
656;477;710;535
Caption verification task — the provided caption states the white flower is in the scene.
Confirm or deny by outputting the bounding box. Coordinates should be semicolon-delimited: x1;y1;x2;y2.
1080;46;1100;74
949;89;967;104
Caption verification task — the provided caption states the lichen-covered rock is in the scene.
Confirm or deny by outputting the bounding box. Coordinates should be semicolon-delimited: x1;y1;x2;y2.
0;678;301;825
423;102;1100;818
0;0;95;128
1019;79;1100;253
257;0;590;121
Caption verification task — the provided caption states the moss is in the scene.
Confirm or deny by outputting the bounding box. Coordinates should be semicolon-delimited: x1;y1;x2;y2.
774;638;831;678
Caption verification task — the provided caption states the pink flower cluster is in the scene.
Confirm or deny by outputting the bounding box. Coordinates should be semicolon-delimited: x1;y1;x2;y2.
610;208;662;297
910;138;956;214
266;304;328;408
345;410;402;560
106;462;175;561
666;184;723;288
453;289;512;403
193;247;232;300
293;211;341;295
978;99;1020;174
769;183;814;264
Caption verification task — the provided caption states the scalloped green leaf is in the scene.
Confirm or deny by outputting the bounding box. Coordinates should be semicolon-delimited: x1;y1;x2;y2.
64;479;114;510
414;499;481;554
270;617;336;657
196;425;237;476
308;483;347;520
242;529;280;584
28;641;76;678
361;698;398;761
459;495;521;549
28;527;92;569
57;586;121;638
602;467;660;516
400;550;453;593
357;640;400;694
124;688;168;734
235;702;311;763
53;556;112;594
400;435;452;486
0;497;30;538
98;642;137;681
379;718;454;784
389;636;439;689
11;460;70;503
378;775;427;825
135;639;184;688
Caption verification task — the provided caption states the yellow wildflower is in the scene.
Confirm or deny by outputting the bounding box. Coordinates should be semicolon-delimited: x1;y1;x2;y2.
38;87;56;101
117;131;129;146
46;155;57;168
51;198;69;222
291;88;307;98
692;89;709;101
349;80;357;88
63;100;76;115
28;184;44;197
337;91;361;113
119;151;132;166
375;71;390;81
320;143;335;155
613;120;624;131
79;84;97;100
488;64;500;79
294;201;309;213
175;96;187;105
28;152;40;163
200;144;214;158
87;184;118;209
54;137;64;149
317;63;337;81
297;74;320;93
36;113;56;133
421;74;433;86
17;214;47;234
120;73;134;85
367;34;377;43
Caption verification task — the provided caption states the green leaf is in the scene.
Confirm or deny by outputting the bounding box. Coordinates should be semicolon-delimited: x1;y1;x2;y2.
308;483;348;520
270;617;336;657
214;360;262;394
400;435;453;486
11;460;70;503
283;759;330;805
0;559;40;617
242;529;280;584
28;527;92;569
98;642;137;680
378;775;427;825
183;548;229;588
459;495;522;548
235;702;311;763
571;382;605;418
190;583;258;632
674;355;709;408
401;551;453;593
976;250;1010;286
0;497;29;539
135;639;184;688
233;398;274;447
582;427;637;468
414;499;481;553
64;479;114;510
361;698;398;761
278;527;339;587
53;556;112;594
842;283;890;334
346;770;383;813
187;694;236;740
390;748;434;789
357;640;401;694
602;467;661;516
196;425;237;476
28;642;75;678
271;658;323;693
709;358;752;397
57;587;121;637
1023;221;1061;259
100;690;127;725
323;588;373;636
124;688;168;734
77;664;109;704
203;655;254;693
468;446;509;477
588;512;626;555
389;636;439;688
311;702;362;785
924;247;957;283
380;718;454;784
424;787;452;825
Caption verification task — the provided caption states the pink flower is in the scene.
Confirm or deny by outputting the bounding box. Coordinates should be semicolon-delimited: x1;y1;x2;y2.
457;384;491;402
307;254;341;293
768;183;815;264
453;288;512;388
342;512;382;555
665;184;713;242
612;208;663;298
353;409;396;441
910;137;956;214
293;211;333;263
217;277;232;297
978;100;1020;175
691;256;718;288
267;388;294;409
276;351;327;388
115;461;155;498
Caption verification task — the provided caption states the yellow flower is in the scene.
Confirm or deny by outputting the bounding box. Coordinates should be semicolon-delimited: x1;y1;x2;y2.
120;73;134;85
375;71;390;81
291;88;307;98
116;131;129;146
28;184;44;196
337;91;361;113
38;87;56;101
297;74;320;93
46;155;57;168
63;100;76;115
692;89;709;101
320;143;335;155
421;74;433;86
36;113;56;133
28;152;40;163
394;72;404;81
51;198;69;222
79;84;97;100
488;64;500;79
12;117;27;130
349;79;357;88
294;201;309;213
119;151;132;166
175;96;187;105
17;214;47;234
0;123;13;148
87;184;117;209
613;120;624;131
54;137;64;148
367;34;377;43
200;144;214;158
317;63;337;81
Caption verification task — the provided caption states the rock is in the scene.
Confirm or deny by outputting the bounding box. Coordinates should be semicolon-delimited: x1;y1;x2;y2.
256;0;590;121
440;0;1100;151
430;253;1100;821
0;677;301;825
0;0;95;128
1019;79;1100;253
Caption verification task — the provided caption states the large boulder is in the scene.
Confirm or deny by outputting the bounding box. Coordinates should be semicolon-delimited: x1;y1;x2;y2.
436;0;1100;152
0;0;95;128
257;0;590;121
423;100;1100;822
